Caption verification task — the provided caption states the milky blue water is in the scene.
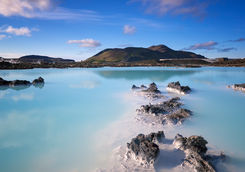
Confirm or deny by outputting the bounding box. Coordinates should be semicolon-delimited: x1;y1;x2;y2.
0;67;245;172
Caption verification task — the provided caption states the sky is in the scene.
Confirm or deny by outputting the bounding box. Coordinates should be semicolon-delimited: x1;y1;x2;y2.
0;0;245;61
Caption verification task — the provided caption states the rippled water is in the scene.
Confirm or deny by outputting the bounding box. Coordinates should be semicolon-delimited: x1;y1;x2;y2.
0;67;244;172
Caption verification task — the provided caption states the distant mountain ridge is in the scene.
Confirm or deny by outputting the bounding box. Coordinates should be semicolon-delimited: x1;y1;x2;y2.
19;55;75;63
85;44;205;64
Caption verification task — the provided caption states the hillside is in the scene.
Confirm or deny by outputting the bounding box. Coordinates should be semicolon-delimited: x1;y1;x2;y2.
85;44;205;64
19;55;75;63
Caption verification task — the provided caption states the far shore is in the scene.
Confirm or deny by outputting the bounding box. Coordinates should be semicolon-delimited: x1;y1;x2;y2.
1;58;245;70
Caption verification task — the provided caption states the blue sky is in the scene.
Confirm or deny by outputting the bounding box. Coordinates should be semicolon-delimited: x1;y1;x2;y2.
0;0;244;61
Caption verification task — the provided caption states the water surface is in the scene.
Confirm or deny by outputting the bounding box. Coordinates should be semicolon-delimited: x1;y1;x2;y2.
0;67;245;172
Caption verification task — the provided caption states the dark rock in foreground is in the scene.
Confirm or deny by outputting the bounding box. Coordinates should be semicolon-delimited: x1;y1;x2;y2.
174;134;208;155
167;81;191;94
228;83;245;92
126;131;165;167
126;132;225;171
174;134;223;172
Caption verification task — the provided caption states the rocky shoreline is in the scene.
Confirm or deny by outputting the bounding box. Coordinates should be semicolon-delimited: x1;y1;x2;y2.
124;82;226;171
1;57;245;70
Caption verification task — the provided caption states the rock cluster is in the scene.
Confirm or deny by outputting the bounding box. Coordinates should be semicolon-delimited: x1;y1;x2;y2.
126;131;165;167
174;134;218;172
132;82;162;99
137;97;191;125
228;83;245;92
128;82;225;171
167;81;191;94
0;77;44;88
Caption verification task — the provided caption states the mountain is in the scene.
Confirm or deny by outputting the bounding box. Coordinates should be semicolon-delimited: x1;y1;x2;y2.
85;44;205;64
19;55;75;63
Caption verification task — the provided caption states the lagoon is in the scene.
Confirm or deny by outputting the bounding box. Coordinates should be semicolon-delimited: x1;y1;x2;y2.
0;67;245;172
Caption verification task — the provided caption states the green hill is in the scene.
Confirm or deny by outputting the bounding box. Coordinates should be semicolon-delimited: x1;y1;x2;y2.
85;44;205;65
19;55;75;63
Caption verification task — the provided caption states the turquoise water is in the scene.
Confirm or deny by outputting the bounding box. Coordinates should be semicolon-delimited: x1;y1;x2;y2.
0;67;245;172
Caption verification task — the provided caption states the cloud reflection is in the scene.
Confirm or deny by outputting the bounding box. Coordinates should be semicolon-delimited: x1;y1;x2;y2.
12;93;34;101
69;80;100;89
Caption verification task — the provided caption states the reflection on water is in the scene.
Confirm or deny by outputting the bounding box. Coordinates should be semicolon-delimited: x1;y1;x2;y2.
0;85;31;91
95;69;198;82
33;83;44;89
0;84;44;90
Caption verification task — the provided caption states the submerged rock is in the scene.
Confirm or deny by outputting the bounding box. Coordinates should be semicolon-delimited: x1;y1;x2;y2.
228;83;245;92
167;81;191;94
173;134;219;172
126;131;165;167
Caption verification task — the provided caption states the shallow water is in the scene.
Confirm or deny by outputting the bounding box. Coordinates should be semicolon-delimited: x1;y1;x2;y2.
0;67;245;172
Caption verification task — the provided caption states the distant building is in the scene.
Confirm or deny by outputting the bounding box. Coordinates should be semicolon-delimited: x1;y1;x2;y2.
2;58;20;64
216;57;229;62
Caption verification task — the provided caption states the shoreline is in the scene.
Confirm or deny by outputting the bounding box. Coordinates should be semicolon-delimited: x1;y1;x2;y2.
1;59;245;70
1;65;245;71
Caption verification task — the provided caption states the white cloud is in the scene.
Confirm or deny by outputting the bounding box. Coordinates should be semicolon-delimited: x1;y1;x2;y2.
0;0;102;21
184;41;218;50
0;34;6;40
229;38;245;42
32;8;103;21
132;0;208;17
0;0;51;17
123;25;136;34
12;93;34;101
1;26;32;36
67;39;101;48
